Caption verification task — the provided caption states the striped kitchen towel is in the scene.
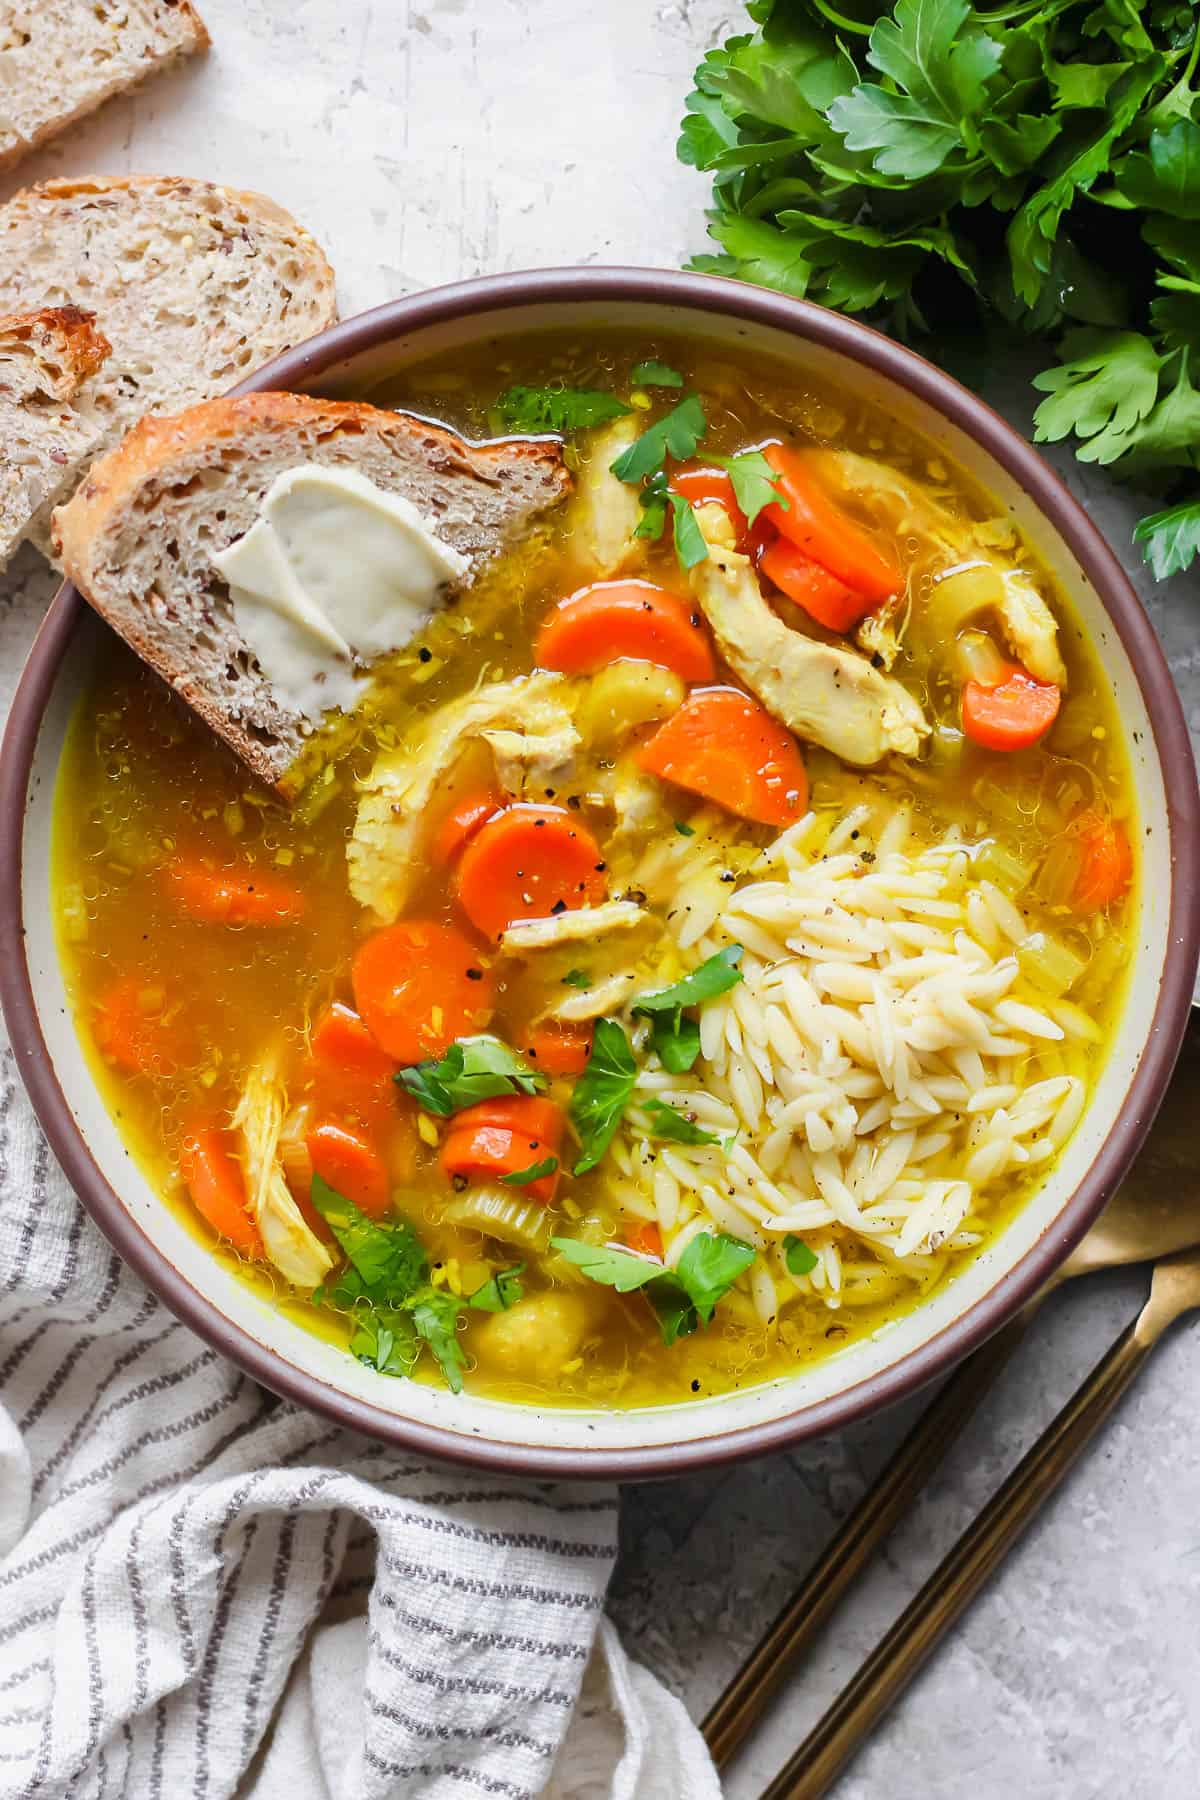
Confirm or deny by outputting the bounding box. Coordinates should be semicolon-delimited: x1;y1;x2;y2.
0;1043;721;1799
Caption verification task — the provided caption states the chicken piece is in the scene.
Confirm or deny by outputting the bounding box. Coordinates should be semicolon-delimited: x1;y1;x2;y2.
995;568;1068;687
473;1290;595;1386
689;507;929;765
499;898;649;953
567;415;644;578
348;672;580;921
549;970;640;1023
233;1058;332;1288
816;450;1067;687
480;722;579;799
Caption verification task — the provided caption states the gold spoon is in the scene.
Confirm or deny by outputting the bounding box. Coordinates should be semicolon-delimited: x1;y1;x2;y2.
703;1014;1200;1772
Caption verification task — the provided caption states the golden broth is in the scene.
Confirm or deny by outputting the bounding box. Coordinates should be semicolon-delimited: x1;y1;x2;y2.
52;330;1136;1408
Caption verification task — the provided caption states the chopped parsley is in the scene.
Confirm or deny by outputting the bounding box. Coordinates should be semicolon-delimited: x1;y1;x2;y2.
638;1099;721;1147
709;450;788;528
632;946;745;1073
610;391;708;483
784;1235;819;1278
396;1035;545;1116
494;384;630;434
567;1018;638;1174
630;359;684;388
550;1230;755;1346
499;1156;560;1187
562;968;592;989
467;1264;526;1313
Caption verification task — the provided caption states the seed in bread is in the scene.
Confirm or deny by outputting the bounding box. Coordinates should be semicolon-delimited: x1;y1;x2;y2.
54;392;571;788
0;1;209;171
0;174;337;559
0;306;110;567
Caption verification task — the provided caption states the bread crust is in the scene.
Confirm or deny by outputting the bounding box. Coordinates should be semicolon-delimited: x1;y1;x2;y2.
0;306;111;400
55;393;571;787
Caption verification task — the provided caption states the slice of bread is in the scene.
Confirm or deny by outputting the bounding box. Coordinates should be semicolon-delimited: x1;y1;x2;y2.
0;2;209;171
55;392;571;788
0;174;337;555
0;305;110;565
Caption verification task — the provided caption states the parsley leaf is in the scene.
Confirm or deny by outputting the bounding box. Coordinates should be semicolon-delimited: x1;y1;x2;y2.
784;1235;819;1277
639;1099;721;1146
610;392;708;483
710;450;788;527
631;359;684;387
550;1230;756;1346
1032;330;1162;461
674;820;695;837
562;969;592;989
396;1035;546;1116
310;1176;427;1300
1113;120;1200;220
409;1290;468;1394
568;1018;637;1174
499;1156;559;1187
467;1264;525;1312
633;469;710;571
349;1307;420;1377
1133;497;1200;578
495;385;630;434
632;947;745;1071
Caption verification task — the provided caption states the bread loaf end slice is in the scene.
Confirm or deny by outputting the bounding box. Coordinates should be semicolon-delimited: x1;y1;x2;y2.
0;306;110;566
55;392;570;787
0;1;209;171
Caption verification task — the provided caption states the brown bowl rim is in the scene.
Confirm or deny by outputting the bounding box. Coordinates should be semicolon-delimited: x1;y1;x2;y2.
2;266;1197;1480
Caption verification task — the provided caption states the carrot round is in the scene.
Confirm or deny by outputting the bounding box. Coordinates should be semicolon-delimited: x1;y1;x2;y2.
309;1002;399;1132
440;1121;560;1203
92;979;188;1078
165;859;307;927
433;789;501;867
453;1095;566;1150
638;687;809;828
671;464;773;559
624;1221;663;1260
763;444;901;603
760;536;872;633
181;1127;262;1257
961;663;1061;751
535;580;715;682
455;805;607;941
521;1021;593;1077
307;1120;391;1219
1069;810;1133;913
351;920;495;1062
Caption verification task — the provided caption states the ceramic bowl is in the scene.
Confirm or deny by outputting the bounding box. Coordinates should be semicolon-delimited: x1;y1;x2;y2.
2;269;1197;1478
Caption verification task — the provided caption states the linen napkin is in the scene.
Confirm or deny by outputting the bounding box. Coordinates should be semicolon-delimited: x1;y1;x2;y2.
0;1034;721;1799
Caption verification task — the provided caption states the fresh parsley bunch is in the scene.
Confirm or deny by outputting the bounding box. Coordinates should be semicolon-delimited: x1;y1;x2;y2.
679;0;1200;580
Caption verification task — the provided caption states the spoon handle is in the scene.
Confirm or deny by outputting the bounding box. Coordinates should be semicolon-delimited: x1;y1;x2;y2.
700;1307;1035;1769
761;1298;1166;1800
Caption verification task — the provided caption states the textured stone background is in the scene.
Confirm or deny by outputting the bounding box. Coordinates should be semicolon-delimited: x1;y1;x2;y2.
2;3;1197;1794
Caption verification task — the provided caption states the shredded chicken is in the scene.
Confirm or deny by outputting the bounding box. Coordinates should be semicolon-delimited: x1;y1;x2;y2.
500;898;649;953
689;507;929;765
814;450;1067;687
567;415;643;578
348;672;580;921
233;1058;332;1288
549;971;640;1023
480;722;579;798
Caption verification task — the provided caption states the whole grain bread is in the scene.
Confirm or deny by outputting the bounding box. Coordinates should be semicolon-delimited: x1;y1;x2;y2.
0;305;110;566
0;174;337;551
0;1;209;171
55;392;571;787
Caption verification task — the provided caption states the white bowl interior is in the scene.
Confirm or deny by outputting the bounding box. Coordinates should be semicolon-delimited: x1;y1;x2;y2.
20;298;1173;1458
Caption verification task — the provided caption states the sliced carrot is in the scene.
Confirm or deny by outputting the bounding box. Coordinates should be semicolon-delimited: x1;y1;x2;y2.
763;444;901;603
961;662;1061;751
624;1221;663;1260
453;1095;566;1151
1069;810;1133;913
351;920;495;1063
638;686;808;828
521;1020;593;1077
760;536;873;633
307;1120;391;1219
92;979;188;1078
164;858;306;927
535;580;715;682
433;789;502;868
670;464;774;559
455;805;608;941
309;1002;398;1131
181;1127;262;1257
440;1123;560;1203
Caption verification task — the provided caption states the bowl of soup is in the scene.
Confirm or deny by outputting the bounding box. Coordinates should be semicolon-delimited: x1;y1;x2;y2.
2;269;1196;1477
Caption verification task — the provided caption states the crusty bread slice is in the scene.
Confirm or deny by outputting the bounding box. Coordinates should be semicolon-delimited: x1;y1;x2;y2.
55;392;571;787
0;174;337;552
0;2;209;171
0;305;110;566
